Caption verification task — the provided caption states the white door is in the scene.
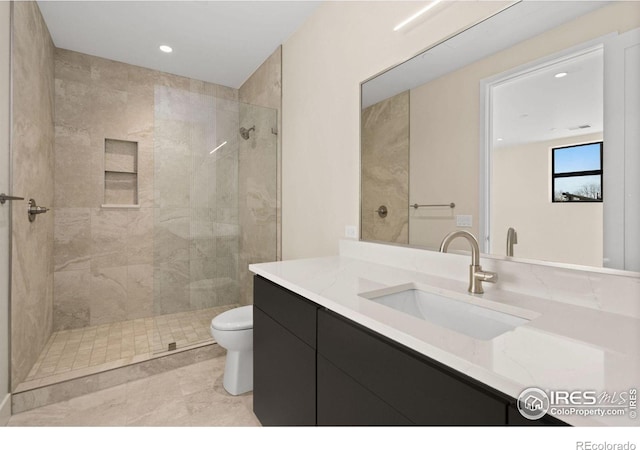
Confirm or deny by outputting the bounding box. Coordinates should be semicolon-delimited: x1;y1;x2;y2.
0;0;11;425
603;28;640;271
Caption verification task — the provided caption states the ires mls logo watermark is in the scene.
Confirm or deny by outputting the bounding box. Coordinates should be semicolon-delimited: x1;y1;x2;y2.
517;387;638;420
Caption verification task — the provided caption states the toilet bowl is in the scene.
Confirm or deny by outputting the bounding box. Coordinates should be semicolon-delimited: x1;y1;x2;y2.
210;305;253;395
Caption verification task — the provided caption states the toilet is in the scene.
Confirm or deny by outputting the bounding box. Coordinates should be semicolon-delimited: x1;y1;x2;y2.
210;305;253;395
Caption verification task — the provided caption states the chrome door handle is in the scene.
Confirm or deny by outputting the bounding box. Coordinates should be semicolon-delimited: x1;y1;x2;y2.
0;193;25;204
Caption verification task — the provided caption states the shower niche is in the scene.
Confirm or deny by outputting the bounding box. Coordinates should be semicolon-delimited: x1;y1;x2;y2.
103;138;138;206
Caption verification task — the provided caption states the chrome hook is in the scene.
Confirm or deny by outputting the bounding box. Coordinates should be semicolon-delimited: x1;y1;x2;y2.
28;198;49;222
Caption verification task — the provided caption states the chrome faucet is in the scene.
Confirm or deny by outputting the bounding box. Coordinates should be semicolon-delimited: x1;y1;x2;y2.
506;227;518;257
439;230;498;294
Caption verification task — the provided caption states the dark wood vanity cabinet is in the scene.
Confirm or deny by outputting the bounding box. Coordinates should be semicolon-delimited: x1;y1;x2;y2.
317;309;508;425
317;353;413;425
253;276;318;426
253;275;567;426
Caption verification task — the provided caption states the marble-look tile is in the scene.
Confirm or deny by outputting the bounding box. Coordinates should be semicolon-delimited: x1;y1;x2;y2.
53;270;91;331
14;343;205;405
155;153;190;209
50;45;277;338
90;56;128;92
154;261;190;315
53;207;91;271
104;172;137;205
89;266;128;326
238;46;281;110
126;264;153;319
361;91;409;244
90;208;129;270
190;209;215;260
11;0;56;390
154;207;190;263
9;356;259;427
237;47;282;304
53;125;99;208
104;138;137;173
136;149;154;208
126;208;153;265
54;48;91;84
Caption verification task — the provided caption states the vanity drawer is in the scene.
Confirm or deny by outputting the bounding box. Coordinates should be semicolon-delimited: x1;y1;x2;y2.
254;275;318;348
317;354;412;426
317;309;508;425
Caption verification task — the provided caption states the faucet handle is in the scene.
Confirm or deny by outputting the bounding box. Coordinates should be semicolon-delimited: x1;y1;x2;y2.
474;269;498;283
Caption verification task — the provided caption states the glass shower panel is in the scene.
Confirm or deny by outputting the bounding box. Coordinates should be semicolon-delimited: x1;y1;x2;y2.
237;102;278;306
152;86;277;354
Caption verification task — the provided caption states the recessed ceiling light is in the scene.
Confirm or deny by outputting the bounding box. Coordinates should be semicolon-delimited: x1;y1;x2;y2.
394;0;444;31
497;138;504;142
159;45;173;53
554;72;568;78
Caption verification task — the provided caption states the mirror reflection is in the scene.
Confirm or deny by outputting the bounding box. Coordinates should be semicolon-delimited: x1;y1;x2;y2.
360;1;640;272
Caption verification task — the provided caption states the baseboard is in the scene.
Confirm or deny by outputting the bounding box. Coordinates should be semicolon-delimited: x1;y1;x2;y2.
0;392;10;426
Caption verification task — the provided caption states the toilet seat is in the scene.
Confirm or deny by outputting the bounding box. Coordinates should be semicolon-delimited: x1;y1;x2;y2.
211;305;253;331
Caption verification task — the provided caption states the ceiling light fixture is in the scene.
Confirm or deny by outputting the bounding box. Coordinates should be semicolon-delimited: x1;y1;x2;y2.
497;138;504;142
159;45;173;53
210;141;227;154
394;0;444;31
554;72;568;78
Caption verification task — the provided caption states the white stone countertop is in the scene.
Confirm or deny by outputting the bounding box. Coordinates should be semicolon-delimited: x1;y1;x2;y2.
250;254;640;427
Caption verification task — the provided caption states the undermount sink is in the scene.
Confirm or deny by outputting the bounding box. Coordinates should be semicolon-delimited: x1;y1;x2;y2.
359;283;537;340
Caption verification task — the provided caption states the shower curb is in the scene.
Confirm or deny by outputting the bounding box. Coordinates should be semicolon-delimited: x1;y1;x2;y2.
12;343;224;414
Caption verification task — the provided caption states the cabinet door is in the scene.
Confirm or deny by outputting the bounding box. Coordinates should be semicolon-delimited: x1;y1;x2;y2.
253;307;316;426
254;276;318;348
317;355;412;426
318;309;508;425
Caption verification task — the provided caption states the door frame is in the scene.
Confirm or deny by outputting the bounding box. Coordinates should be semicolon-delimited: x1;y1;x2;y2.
478;34;613;255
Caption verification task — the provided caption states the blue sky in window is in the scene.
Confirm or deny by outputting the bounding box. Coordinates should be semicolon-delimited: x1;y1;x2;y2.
554;174;601;195
554;143;601;173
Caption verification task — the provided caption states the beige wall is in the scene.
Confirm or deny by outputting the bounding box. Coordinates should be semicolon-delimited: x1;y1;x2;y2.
281;1;511;259
0;0;11;424
492;134;603;267
361;91;409;244
409;80;476;250
407;2;640;251
238;47;281;305
11;1;56;390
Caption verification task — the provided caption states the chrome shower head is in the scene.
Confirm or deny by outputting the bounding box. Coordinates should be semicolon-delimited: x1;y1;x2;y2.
239;126;255;140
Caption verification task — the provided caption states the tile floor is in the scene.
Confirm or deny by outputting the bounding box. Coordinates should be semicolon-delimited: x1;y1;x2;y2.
22;305;237;387
8;355;260;426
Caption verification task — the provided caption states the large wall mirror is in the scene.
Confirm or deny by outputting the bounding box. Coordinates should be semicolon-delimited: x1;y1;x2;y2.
360;0;640;273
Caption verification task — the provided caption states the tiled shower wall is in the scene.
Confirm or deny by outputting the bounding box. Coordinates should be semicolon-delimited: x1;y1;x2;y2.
11;1;56;390
52;49;241;330
361;91;409;244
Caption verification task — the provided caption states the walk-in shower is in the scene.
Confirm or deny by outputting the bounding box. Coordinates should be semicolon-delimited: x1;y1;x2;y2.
14;57;278;394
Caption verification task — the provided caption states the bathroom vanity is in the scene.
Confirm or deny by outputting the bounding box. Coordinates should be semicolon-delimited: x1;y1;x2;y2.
250;240;640;427
253;276;563;426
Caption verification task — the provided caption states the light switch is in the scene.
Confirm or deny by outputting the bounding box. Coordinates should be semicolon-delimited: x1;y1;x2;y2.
345;225;358;238
456;215;472;227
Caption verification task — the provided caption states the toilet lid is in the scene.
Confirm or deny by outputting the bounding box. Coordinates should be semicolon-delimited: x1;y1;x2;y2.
211;305;253;331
